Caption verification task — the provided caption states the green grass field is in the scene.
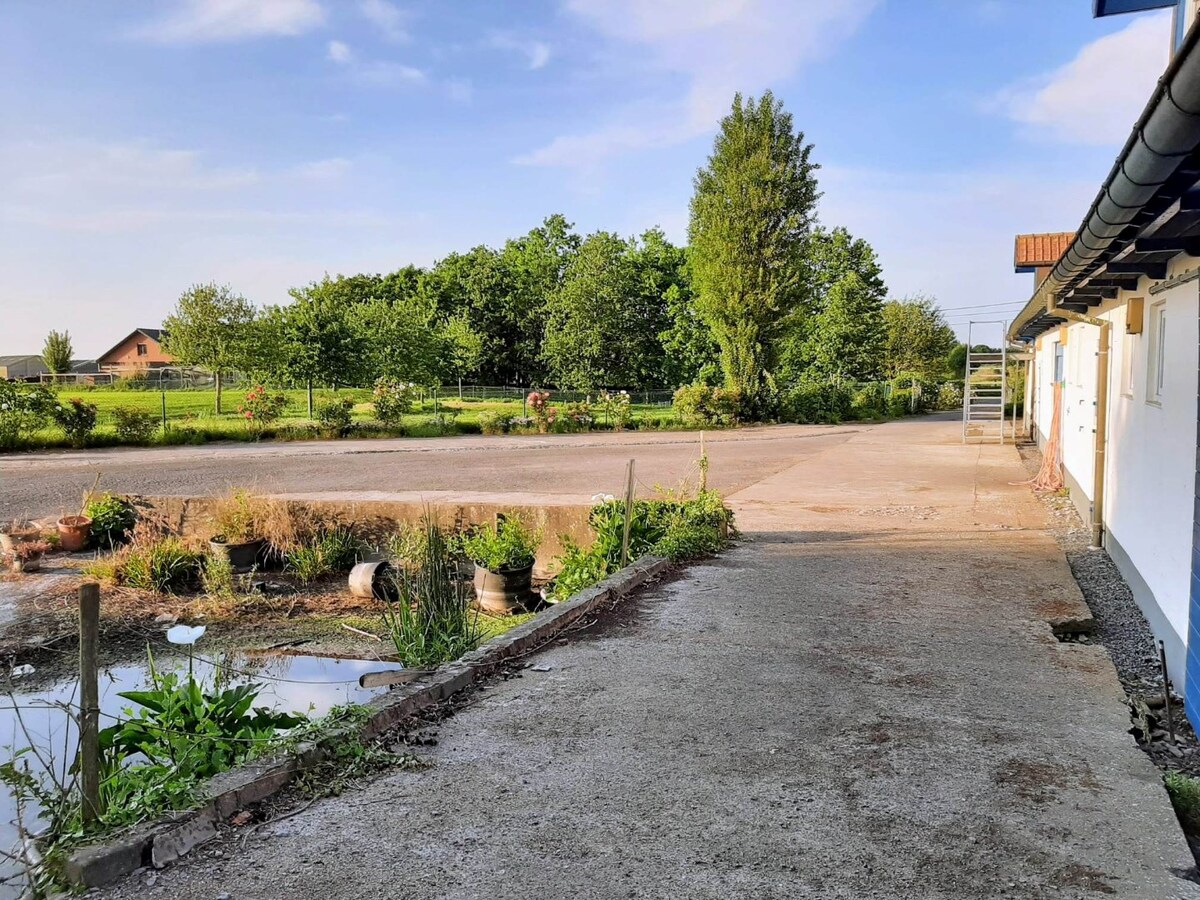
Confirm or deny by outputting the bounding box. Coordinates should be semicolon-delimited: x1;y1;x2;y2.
22;387;678;449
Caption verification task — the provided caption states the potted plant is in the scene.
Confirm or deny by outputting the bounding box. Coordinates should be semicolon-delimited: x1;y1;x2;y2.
57;514;92;552
208;489;269;573
11;540;50;573
0;521;40;554
460;517;540;613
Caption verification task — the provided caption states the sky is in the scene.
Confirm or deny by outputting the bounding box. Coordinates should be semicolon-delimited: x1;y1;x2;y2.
0;0;1175;356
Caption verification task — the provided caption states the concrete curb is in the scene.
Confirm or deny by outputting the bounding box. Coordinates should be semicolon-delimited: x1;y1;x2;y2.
62;555;671;889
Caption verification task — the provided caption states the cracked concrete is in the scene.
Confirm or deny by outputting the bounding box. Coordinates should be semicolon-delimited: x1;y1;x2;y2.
99;415;1199;899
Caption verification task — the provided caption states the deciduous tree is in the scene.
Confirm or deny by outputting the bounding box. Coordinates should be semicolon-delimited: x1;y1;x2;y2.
41;330;73;375
162;283;257;413
688;91;819;417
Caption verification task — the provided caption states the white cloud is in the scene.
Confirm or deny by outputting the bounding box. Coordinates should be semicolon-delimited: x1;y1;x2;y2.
359;0;410;42
327;39;352;63
0;140;361;232
518;0;877;168
351;60;427;88
991;11;1170;145
131;0;325;43
489;33;551;70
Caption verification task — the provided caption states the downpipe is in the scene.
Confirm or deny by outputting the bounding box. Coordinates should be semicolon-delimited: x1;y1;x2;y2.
1047;295;1111;548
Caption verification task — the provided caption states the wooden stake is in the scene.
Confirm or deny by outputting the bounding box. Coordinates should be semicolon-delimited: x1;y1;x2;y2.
78;582;102;827
621;459;636;568
1160;640;1177;744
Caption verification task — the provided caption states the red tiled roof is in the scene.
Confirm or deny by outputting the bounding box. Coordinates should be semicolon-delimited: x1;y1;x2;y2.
1014;232;1075;270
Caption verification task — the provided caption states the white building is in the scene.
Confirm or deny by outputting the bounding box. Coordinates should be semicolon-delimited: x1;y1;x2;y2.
1010;0;1200;720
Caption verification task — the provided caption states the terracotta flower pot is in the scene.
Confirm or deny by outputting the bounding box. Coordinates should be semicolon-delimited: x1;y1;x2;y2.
472;562;534;614
208;537;265;573
57;515;92;552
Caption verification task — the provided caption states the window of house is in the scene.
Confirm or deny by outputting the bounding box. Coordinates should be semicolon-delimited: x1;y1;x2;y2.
1053;342;1064;385
136;343;148;356
1146;300;1167;405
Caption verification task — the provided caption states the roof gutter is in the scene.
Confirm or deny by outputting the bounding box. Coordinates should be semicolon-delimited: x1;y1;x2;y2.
1009;21;1200;342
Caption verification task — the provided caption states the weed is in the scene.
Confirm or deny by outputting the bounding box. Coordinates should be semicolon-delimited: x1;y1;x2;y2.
84;526;204;593
201;552;236;597
283;527;362;583
382;515;482;667
1166;771;1200;833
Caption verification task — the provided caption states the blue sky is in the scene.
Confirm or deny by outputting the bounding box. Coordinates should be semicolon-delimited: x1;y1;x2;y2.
0;0;1174;355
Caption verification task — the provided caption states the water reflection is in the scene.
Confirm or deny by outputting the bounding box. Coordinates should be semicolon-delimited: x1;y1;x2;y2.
0;651;403;897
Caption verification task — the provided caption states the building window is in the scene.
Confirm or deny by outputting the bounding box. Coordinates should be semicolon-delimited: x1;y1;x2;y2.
136;343;148;357
1053;342;1064;385
1146;300;1166;405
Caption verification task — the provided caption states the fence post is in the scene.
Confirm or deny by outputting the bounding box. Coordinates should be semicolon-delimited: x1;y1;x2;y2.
621;459;636;568
160;389;168;433
78;582;102;827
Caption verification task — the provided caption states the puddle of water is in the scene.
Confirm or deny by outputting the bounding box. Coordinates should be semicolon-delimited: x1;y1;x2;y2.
0;650;404;896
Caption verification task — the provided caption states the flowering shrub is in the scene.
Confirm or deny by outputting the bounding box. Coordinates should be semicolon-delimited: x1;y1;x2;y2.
373;379;416;426
316;397;355;435
237;386;287;430
112;406;159;444
51;397;99;447
563;401;593;431
0;382;53;448
527;391;557;434
598;390;632;429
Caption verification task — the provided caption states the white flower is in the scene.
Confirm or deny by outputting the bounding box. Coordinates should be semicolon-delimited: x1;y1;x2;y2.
166;624;206;645
591;493;615;504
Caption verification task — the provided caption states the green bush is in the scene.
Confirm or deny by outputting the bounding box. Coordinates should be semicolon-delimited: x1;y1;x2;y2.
478;410;514;435
780;382;853;424
316;397;354;435
1166;771;1200;833
460;518;539;571
112;406;159;444
888;389;914;417
850;383;889;419
552;492;733;600
85;493;137;549
237;385;287;430
0;382;53;448
672;383;740;426
50;397;98;447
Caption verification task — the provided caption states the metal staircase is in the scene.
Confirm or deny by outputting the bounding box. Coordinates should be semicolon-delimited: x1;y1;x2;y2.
962;321;1009;443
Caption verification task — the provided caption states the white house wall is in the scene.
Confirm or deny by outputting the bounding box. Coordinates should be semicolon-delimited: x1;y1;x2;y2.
1027;255;1199;685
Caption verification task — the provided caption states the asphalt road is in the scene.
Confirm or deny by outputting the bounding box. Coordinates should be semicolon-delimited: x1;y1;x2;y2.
0;425;862;518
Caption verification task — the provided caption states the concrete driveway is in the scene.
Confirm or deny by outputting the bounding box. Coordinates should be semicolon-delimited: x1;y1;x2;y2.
101;416;1199;899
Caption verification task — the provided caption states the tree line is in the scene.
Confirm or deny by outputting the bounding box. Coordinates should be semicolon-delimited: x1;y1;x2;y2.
155;91;957;418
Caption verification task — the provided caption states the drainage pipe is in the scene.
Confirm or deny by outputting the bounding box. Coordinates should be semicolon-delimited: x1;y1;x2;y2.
1046;295;1111;548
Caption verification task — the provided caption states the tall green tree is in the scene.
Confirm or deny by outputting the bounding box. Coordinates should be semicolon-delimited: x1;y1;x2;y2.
777;226;887;383
41;330;73;375
266;279;361;415
440;313;484;395
350;299;442;386
688;91;820;416
541;232;647;390
802;273;885;381
882;295;957;379
162;283;257;413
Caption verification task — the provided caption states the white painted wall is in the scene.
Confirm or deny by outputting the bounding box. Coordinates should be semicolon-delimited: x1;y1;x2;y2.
1026;256;1198;676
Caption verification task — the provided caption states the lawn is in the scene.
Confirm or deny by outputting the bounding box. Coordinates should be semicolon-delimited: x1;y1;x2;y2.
22;387;678;448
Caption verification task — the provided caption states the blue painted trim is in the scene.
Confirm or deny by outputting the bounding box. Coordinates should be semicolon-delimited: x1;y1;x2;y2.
1093;0;1174;17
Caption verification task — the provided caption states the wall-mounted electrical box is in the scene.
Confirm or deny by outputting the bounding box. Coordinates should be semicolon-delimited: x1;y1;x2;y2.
1126;297;1144;335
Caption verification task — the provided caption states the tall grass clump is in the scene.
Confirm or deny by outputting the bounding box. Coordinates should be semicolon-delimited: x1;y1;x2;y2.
382;516;481;667
84;524;204;593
